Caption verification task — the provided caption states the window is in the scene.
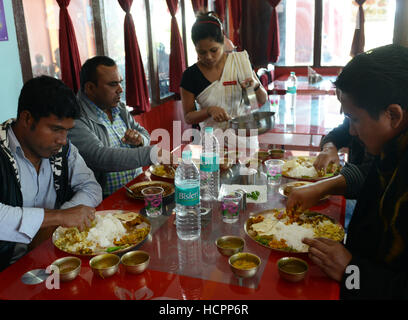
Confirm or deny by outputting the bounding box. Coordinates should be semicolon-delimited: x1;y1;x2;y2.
275;0;396;67
149;0;173;99
22;0;96;78
184;0;198;67
321;0;396;66
276;0;315;66
103;0;150;100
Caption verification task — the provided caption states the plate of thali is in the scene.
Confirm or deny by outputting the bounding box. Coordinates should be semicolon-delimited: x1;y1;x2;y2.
278;181;329;201
282;156;341;181
126;181;175;200
244;208;344;253
52;210;151;256
149;164;176;179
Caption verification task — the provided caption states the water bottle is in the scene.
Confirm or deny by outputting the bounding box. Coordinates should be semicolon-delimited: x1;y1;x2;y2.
287;71;297;94
175;150;201;240
200;127;220;201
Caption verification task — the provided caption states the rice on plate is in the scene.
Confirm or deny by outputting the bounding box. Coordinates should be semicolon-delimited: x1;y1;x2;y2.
282;156;340;180
245;209;345;252
53;211;150;255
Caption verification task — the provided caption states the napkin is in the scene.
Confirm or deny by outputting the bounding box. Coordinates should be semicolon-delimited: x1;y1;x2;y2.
218;184;267;203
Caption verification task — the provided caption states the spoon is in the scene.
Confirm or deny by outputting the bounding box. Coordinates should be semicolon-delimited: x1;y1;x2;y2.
124;186;138;198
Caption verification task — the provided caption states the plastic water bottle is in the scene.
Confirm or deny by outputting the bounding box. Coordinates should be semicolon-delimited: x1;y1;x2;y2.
200;127;220;201
175;150;201;240
287;71;297;94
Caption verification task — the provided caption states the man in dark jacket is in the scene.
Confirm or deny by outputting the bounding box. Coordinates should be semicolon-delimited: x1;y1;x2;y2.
0;76;102;271
287;44;408;299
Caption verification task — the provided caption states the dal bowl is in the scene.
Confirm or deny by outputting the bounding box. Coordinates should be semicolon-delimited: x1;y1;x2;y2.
215;236;245;256
277;257;309;282
51;256;81;282
229;252;261;278
121;250;150;275
89;253;120;278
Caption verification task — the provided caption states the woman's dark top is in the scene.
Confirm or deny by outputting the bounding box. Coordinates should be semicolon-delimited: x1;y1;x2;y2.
180;64;211;97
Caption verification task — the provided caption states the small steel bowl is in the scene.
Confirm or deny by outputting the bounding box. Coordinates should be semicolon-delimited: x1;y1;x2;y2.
121;250;150;275
216;236;245;256
277;257;309;282
89;253;120;279
229;252;261;278
51;256;81;282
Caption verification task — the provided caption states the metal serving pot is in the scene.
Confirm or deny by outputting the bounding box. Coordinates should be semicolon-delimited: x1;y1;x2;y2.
227;111;275;137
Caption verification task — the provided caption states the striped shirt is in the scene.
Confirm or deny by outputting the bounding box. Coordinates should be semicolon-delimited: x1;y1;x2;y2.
93;105;139;196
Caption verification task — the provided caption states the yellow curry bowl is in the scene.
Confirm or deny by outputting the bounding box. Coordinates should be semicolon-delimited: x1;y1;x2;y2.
228;252;261;278
89;253;120;279
277;257;309;282
121;250;150;275
51;256;81;282
215;235;245;257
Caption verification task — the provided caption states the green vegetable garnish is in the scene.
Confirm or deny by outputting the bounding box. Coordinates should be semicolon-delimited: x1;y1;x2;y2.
106;246;123;253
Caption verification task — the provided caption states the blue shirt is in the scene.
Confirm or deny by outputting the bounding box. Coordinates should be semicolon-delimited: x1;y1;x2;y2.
0;127;102;244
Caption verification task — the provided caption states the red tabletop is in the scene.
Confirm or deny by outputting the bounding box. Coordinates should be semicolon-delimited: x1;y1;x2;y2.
0;150;345;300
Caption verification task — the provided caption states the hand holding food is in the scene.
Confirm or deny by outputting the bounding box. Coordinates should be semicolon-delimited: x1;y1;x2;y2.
286;182;325;212
314;142;340;173
57;205;96;232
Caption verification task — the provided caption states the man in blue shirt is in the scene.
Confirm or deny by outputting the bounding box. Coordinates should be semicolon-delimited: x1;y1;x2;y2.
68;56;162;197
0;76;102;271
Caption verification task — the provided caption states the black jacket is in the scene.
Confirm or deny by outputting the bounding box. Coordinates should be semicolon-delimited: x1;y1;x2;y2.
0;119;73;271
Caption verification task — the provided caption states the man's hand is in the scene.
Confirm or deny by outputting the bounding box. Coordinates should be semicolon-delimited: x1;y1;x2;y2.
314;142;340;173
302;237;352;282
286;183;325;212
207;106;231;122
57;205;96;232
122;129;144;146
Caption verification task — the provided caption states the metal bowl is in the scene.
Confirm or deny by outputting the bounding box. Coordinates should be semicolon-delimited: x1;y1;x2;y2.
121;250;150;275
89;253;120;279
277;257;309;282
51;256;81;282
228;112;275;136
215;236;245;256
229;252;261;278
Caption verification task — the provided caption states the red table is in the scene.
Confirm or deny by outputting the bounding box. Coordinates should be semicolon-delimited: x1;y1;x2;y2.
268;76;337;95
0;151;345;300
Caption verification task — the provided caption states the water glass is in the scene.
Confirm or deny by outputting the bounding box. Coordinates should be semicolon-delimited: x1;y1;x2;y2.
221;192;243;223
265;159;284;185
141;186;164;218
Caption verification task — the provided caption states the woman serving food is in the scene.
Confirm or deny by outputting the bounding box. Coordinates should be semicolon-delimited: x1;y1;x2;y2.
180;12;268;151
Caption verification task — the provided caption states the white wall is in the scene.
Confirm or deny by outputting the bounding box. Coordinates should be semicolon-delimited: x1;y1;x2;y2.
0;0;23;123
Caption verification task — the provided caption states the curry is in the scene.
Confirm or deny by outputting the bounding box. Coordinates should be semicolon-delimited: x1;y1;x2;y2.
232;259;258;270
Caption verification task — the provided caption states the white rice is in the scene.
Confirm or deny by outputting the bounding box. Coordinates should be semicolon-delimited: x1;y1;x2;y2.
86;214;127;248
286;165;317;178
270;221;314;252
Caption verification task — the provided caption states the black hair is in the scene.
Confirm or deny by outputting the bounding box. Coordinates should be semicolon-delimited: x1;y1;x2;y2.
17;75;80;121
79;56;116;91
335;44;408;120
191;11;224;45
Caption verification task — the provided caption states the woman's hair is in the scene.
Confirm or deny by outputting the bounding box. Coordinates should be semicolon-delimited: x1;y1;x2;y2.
335;44;408;120
191;11;224;45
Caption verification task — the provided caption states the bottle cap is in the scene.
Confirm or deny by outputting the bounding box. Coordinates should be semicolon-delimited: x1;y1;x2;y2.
290;71;295;76
204;127;214;133
182;150;192;160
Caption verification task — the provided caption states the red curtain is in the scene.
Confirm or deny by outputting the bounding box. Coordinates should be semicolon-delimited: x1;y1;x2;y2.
191;0;208;13
350;0;366;57
118;0;151;113
266;0;281;63
215;0;226;22
229;0;241;50
166;0;186;95
56;0;81;93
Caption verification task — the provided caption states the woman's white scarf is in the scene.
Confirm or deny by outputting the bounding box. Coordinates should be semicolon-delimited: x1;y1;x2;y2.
196;50;259;151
